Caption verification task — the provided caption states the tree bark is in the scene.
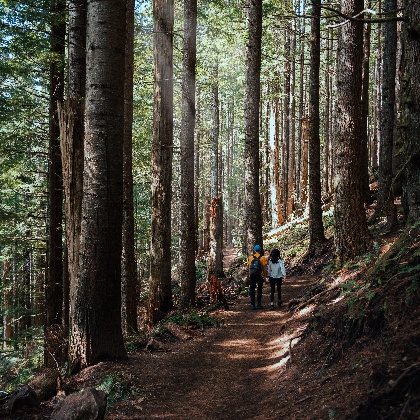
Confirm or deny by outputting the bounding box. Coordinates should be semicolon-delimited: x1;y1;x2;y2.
398;0;420;224
308;0;326;255
122;0;138;335
377;0;398;224
45;0;65;367
334;0;372;264
300;117;309;207
147;0;174;325
194;87;201;252
179;0;197;308
244;0;263;253
70;0;128;370
60;0;86;369
360;10;372;204
287;24;296;216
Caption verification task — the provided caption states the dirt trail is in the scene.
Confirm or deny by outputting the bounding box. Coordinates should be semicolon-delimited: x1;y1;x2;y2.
107;247;316;419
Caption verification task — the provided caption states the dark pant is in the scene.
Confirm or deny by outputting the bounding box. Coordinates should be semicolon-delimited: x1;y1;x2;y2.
269;277;283;302
250;274;264;306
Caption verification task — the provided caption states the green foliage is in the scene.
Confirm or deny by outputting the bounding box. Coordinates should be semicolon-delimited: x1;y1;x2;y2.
0;327;44;392
161;308;223;332
405;278;419;305
97;373;141;408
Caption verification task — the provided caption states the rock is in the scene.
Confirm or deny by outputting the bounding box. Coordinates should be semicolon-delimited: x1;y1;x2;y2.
51;388;107;420
29;367;60;401
146;338;166;352
5;385;39;414
165;322;194;341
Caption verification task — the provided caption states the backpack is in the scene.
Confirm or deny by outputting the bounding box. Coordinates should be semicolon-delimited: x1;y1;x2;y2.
250;255;262;276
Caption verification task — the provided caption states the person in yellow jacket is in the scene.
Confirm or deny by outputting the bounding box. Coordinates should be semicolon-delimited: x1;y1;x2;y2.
247;244;268;310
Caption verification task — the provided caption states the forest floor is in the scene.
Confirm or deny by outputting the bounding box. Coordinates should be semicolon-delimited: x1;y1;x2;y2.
10;231;420;419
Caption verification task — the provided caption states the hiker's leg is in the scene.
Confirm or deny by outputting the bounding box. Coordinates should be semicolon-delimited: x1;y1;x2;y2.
269;277;275;302
256;278;263;306
278;278;283;302
249;276;256;307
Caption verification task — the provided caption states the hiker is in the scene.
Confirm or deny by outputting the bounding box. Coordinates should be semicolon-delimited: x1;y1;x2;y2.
267;248;286;310
247;244;268;310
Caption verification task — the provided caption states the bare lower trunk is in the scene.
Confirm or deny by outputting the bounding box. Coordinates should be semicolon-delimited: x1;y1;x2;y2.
334;0;372;264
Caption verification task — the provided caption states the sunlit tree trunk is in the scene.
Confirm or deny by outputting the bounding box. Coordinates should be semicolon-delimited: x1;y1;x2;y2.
244;0;263;253
334;0;372;264
300;117;309;207
147;0;174;325
282;31;291;219
194;87;201;252
70;0;128;370
180;0;197;308
287;23;296;216
209;64;223;276
59;0;86;366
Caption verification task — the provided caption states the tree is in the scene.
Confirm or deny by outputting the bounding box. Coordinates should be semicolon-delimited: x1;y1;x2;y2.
179;0;197;308
360;10;372;204
122;0;138;335
69;0;127;371
147;0;174;325
376;0;398;226
45;0;65;367
334;0;372;264
59;0;86;361
307;0;326;256
244;0;263;253
398;0;420;223
209;63;223;277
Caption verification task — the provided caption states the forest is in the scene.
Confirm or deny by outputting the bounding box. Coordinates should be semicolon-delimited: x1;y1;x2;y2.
0;0;419;417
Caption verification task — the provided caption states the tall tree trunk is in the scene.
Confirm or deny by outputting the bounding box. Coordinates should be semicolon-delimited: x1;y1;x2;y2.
70;0;128;371
296;19;305;203
3;260;12;349
308;0;326;255
211;64;219;199
147;0;174;325
360;10;372;204
300;116;309;207
203;197;210;252
194;87;201;252
334;0;372;264
45;0;65;367
273;98;284;226
377;0;398;225
179;0;197;308
287;24;296;216
398;0;420;223
209;64;223;277
283;32;291;218
323;29;331;196
122;0;138;335
60;0;86;367
244;0;263;253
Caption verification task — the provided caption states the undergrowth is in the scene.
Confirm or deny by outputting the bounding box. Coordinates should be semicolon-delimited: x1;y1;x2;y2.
97;373;141;408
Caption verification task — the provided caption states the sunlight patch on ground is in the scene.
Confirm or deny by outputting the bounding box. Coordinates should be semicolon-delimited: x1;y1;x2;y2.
218;338;255;348
296;304;315;318
331;295;345;305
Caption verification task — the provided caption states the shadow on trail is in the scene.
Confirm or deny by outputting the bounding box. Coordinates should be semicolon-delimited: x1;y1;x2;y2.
108;262;316;420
